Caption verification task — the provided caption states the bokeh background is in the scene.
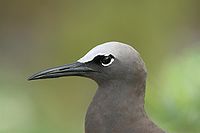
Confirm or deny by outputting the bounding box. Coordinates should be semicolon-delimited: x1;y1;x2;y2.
0;1;200;133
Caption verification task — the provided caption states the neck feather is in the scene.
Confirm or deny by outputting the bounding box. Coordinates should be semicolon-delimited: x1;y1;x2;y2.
85;80;152;133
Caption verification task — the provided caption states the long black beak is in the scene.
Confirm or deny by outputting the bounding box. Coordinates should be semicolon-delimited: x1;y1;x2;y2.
28;62;95;81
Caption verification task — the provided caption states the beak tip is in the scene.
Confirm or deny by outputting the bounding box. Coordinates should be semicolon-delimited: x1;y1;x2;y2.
28;74;40;81
27;76;35;81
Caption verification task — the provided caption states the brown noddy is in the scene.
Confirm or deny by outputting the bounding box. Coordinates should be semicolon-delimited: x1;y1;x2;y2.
29;42;165;133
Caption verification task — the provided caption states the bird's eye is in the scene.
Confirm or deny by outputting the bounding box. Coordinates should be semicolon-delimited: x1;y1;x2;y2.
101;55;115;67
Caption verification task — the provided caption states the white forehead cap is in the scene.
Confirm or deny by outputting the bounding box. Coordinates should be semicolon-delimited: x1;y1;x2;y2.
78;41;139;63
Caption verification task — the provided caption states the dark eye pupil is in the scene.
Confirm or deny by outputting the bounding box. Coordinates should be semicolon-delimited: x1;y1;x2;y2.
101;56;111;64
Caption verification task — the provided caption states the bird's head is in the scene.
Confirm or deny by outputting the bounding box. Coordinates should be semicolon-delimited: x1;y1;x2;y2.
29;42;147;86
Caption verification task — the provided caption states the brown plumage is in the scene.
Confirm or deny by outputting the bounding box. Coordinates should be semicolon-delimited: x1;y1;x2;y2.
29;42;165;133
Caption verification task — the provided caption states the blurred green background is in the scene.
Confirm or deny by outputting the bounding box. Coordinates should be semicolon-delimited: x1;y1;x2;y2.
0;0;199;133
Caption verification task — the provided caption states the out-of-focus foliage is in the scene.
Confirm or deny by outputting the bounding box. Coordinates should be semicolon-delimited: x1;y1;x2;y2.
146;46;200;133
0;0;199;133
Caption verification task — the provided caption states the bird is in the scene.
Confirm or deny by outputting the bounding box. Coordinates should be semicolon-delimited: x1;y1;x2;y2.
28;41;165;133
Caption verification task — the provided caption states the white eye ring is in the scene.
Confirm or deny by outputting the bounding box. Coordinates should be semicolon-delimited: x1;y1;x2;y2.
102;58;114;66
101;55;115;67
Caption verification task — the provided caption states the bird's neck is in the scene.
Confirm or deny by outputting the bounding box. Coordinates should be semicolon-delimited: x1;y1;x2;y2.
85;81;159;133
97;81;146;117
